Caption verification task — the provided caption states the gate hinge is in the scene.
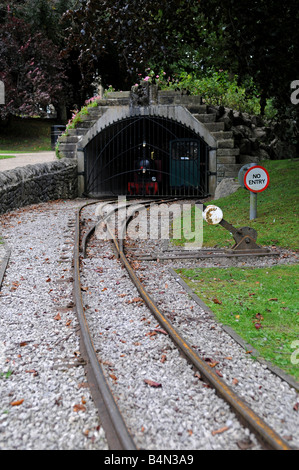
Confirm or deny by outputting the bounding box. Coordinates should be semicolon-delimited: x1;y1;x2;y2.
208;171;217;176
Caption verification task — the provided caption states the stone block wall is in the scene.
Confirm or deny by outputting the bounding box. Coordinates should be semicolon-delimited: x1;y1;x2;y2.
0;159;78;214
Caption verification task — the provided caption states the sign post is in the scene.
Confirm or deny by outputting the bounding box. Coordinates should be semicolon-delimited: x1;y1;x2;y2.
250;191;258;220
243;165;270;219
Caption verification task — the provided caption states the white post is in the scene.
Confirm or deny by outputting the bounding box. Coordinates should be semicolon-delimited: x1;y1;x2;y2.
250;191;257;220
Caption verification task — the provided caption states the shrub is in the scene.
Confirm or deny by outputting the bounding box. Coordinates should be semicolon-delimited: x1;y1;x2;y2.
139;68;275;118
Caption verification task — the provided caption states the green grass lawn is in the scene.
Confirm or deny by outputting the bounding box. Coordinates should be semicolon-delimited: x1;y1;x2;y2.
174;159;299;381
0;155;16;159
174;159;299;251
177;265;299;380
0;117;54;152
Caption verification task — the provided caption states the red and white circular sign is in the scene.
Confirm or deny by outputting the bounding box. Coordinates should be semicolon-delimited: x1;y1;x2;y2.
244;165;270;193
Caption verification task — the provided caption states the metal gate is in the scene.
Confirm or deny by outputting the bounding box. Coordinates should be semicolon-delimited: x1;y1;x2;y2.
83;115;210;197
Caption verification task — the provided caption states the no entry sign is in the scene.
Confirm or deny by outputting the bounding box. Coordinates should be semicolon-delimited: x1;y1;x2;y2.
244;165;270;193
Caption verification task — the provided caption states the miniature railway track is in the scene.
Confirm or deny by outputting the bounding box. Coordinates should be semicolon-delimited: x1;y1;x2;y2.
74;198;293;451
0;243;11;292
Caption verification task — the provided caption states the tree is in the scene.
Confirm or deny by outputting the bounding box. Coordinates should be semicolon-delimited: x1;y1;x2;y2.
0;16;66;120
200;0;299;116
62;0;203;94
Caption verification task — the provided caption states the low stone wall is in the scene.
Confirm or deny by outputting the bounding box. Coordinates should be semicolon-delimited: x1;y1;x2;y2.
0;158;78;214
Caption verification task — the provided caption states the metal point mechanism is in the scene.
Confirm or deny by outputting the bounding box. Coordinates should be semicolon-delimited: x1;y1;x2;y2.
198;202;271;256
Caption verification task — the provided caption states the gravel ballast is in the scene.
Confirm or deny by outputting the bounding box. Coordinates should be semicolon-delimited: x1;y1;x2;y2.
0;199;298;450
0;200;108;450
80;202;298;450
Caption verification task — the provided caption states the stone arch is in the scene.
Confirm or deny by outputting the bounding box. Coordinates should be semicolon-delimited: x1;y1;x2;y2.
77;105;217;197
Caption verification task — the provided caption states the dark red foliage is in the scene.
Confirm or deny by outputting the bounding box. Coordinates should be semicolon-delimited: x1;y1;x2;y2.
0;16;66;119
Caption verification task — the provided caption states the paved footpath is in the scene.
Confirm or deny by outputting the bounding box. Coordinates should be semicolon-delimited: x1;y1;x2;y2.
0;152;56;172
0;151;56;272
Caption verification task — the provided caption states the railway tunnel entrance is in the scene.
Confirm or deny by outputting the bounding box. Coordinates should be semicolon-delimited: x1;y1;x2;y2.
83;114;210;198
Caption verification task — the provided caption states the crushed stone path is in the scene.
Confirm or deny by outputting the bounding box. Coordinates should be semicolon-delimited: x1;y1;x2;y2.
0;199;108;450
0;152;56;172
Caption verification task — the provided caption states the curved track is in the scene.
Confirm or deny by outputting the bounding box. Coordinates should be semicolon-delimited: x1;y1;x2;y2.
74;198;293;450
0;243;11;292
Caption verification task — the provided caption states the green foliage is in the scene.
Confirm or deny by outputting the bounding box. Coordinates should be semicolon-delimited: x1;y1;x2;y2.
200;0;299;118
139;68;270;116
0;370;12;379
64;95;100;131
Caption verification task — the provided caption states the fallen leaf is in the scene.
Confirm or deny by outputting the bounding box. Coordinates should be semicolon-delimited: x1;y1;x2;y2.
128;297;144;304
255;313;264;320
254;323;262;329
73;404;86;412
10;399;24;406
78;382;90;389
211;426;229;436
144;379;162;388
54;313;61;321
146;331;157;337
154;328;168;335
161;354;167;363
25;369;39;377
208;361;219;368
268;298;278;301
212;298;222;305
109;373;117;381
232;378;239;385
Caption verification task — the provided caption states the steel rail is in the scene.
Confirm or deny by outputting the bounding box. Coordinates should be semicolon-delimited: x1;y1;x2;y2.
81;197;176;258
0;244;11;291
102;200;293;451
73;201;137;450
0;228;12;291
